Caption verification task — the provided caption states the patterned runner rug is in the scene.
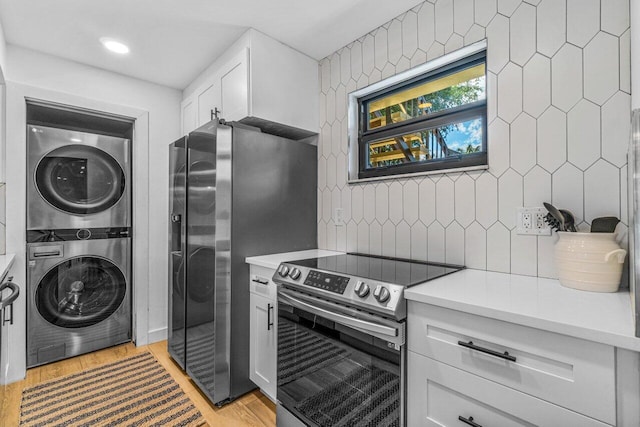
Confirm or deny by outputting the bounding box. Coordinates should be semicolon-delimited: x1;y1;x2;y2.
19;352;207;427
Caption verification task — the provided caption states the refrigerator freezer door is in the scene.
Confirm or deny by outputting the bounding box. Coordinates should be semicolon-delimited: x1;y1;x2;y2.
184;127;219;401
168;137;187;369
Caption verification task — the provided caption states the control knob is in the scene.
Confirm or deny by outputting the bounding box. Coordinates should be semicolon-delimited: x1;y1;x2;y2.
354;280;370;298
278;265;290;277
289;267;301;280
373;285;391;303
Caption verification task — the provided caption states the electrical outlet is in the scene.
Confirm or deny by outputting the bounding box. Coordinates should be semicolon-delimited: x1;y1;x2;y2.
334;208;345;226
516;207;551;235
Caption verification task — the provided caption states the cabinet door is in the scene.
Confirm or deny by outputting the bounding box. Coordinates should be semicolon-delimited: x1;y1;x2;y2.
181;98;197;134
408;302;616;424
197;82;221;127
408;351;609;427
249;292;277;400
220;48;249;122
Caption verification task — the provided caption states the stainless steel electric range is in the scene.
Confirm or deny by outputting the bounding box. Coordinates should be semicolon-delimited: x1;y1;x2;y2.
272;253;464;427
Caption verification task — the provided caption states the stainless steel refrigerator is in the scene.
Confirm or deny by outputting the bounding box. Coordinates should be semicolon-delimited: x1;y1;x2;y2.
168;120;317;405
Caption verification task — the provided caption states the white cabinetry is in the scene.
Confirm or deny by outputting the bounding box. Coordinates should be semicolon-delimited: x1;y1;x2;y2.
407;302;630;426
181;29;318;135
181;99;196;136
197;81;221;126
0;258;18;386
249;264;277;401
219;48;249;122
408;352;608;426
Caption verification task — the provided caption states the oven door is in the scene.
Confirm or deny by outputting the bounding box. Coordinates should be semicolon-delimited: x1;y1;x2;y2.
277;287;405;427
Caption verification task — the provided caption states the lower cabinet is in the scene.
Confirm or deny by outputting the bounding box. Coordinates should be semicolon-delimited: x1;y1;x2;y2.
248;265;277;401
407;301;640;426
407;351;609;427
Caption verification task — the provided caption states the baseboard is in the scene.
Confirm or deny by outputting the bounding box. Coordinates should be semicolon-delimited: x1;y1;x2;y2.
147;327;168;344
1;365;25;385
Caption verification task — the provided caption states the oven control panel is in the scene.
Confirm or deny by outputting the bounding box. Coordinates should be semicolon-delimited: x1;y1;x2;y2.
304;270;350;294
273;262;407;320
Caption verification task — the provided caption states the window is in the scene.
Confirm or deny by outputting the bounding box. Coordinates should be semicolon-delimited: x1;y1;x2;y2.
348;41;488;181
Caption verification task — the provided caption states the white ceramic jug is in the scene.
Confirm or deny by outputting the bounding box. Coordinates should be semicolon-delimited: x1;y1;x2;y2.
554;232;626;292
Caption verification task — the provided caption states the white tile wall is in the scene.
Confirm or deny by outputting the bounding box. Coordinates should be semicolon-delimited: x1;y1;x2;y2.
0;184;5;254
317;0;631;278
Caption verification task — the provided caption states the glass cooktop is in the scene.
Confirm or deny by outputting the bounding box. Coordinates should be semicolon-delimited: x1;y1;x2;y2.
289;253;464;287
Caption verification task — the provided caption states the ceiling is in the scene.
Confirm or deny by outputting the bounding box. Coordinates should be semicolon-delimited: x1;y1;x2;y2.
0;0;423;90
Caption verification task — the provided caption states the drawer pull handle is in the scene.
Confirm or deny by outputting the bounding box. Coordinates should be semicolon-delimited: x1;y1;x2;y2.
458;415;482;427
252;278;269;285
457;340;516;362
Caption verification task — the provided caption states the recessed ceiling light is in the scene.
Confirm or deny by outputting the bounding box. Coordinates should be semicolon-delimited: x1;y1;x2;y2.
100;37;130;54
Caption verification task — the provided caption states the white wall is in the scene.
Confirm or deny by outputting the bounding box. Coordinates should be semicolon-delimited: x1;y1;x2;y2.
0;17;7;252
1;46;181;383
0;18;7;82
0;17;9;388
318;0;631;278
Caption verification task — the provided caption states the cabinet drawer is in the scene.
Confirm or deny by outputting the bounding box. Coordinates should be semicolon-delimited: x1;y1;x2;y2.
408;351;609;427
249;265;277;299
408;303;615;425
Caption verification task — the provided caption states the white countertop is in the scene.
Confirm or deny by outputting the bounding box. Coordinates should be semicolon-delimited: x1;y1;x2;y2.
0;253;15;281
246;249;344;270
405;269;640;351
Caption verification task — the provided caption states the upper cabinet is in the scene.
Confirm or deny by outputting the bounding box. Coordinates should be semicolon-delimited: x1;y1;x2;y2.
219;48;249;122
181;99;197;135
181;29;318;134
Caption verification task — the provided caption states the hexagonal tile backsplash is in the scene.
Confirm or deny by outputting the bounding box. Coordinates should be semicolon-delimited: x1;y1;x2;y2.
317;0;630;279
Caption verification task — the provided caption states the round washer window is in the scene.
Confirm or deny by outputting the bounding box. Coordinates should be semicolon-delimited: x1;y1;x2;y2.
35;145;126;215
36;256;127;328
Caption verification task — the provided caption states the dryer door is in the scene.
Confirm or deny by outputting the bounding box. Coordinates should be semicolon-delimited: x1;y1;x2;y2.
35;256;127;328
35;144;126;215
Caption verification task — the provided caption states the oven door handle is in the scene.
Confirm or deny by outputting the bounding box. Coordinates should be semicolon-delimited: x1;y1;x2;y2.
279;291;399;339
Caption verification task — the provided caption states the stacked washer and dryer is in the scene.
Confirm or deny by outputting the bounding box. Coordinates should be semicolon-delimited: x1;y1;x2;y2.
26;122;132;367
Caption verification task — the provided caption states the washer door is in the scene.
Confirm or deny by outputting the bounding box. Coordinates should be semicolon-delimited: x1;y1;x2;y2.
35;144;126;215
35;257;127;328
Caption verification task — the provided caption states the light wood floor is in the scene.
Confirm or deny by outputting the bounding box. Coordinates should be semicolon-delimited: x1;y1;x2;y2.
0;341;275;427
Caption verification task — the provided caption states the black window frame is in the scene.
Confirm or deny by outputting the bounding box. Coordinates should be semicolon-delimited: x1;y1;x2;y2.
356;50;488;180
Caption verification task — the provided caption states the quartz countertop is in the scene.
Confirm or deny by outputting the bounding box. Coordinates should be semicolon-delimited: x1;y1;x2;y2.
0;253;15;282
246;249;344;270
405;269;640;351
